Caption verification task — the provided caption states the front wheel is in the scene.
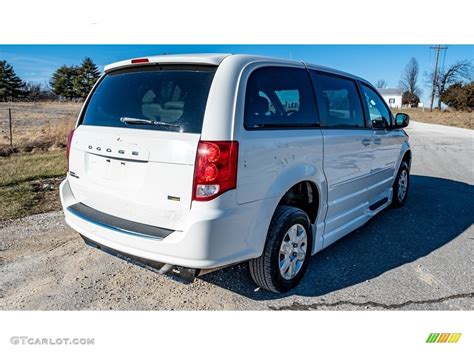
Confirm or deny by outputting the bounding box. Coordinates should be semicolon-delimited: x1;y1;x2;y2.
249;206;312;293
392;161;410;207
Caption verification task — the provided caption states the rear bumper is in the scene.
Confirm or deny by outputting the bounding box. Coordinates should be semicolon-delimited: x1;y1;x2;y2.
67;202;174;241
60;178;265;269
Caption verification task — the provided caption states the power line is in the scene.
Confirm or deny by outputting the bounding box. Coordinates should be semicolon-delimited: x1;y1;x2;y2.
429;45;448;112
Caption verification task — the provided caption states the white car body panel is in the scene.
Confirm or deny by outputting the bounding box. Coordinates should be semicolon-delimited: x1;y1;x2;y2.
103;53;230;73
367;128;406;204
68;125;200;230
61;53;410;272
320;129;373;246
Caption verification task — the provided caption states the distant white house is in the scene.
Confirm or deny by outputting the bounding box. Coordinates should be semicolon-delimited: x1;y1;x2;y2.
378;88;403;108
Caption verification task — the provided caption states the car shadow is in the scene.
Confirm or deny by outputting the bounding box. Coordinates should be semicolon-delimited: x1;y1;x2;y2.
200;175;474;300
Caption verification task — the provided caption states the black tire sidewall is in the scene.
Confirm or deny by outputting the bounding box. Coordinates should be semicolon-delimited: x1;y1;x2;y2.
268;207;313;292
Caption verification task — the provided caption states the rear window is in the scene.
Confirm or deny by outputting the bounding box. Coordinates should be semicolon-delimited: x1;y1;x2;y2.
80;66;216;133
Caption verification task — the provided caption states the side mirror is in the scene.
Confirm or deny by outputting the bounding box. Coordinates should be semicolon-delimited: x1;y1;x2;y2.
395;113;409;128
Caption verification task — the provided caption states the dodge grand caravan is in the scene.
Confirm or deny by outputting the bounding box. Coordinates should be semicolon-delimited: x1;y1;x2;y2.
60;54;411;292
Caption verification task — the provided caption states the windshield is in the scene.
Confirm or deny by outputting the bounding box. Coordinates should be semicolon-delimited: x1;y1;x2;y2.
80;66;216;133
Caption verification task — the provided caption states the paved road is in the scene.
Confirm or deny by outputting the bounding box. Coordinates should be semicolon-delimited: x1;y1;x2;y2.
1;121;473;310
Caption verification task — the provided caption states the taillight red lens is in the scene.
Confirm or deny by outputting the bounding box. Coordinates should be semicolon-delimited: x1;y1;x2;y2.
202;142;221;163
66;129;75;170
193;141;238;201
203;163;218;182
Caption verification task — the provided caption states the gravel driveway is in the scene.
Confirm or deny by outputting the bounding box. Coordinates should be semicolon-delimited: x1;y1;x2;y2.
1;121;473;310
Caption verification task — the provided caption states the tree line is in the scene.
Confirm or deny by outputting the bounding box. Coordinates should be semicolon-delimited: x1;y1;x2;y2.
375;57;473;111
0;57;100;102
1;54;473;110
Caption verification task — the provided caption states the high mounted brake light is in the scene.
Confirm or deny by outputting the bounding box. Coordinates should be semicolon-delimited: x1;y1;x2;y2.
193;141;239;201
131;58;149;64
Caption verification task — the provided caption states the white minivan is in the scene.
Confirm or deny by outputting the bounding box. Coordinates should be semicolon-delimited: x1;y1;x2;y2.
60;54;411;292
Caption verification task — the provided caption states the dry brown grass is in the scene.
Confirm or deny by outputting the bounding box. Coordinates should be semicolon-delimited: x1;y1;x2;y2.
0;102;81;156
392;108;473;129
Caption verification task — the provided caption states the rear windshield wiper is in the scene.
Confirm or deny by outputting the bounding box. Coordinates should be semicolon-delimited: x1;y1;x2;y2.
120;117;183;132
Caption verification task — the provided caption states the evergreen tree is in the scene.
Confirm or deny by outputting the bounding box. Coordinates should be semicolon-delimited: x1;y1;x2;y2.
50;65;78;100
402;91;420;107
0;60;25;101
73;57;100;98
440;82;474;111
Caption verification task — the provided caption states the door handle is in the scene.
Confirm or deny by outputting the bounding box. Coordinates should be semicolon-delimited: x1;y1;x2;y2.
362;139;371;146
374;138;382;145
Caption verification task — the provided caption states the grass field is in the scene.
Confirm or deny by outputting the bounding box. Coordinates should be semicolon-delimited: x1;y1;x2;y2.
0;150;66;221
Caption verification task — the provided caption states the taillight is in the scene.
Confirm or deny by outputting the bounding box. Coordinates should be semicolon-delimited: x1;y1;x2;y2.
66;129;75;170
193;141;239;201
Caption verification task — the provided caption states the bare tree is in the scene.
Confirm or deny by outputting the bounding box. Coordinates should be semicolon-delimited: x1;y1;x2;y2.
24;82;57;101
399;58;421;98
425;60;472;110
375;79;387;89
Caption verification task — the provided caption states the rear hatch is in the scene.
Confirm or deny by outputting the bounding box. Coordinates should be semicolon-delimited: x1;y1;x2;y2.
67;65;217;231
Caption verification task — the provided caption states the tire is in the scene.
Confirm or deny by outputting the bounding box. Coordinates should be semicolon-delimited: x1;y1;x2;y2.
391;161;410;208
249;205;312;293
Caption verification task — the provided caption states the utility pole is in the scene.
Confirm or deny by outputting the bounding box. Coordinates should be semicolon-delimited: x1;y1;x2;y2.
429;45;448;112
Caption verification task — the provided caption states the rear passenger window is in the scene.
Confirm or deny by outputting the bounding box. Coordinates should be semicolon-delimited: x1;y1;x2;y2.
311;72;365;128
244;67;318;129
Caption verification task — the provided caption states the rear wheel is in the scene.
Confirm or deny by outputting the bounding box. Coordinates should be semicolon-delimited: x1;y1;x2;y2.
249;206;312;293
392;161;410;207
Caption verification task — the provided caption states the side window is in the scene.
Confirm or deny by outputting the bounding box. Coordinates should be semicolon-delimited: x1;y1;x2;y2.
311;72;365;128
244;67;318;129
361;85;392;129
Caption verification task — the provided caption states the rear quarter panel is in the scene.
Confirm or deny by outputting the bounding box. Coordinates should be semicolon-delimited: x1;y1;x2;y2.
216;60;328;255
201;58;327;203
394;131;411;174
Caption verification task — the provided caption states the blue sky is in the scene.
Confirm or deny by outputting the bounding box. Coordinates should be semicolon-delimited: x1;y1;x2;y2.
0;45;472;105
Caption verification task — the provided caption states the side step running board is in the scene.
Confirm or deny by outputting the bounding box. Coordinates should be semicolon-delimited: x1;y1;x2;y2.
369;197;389;211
